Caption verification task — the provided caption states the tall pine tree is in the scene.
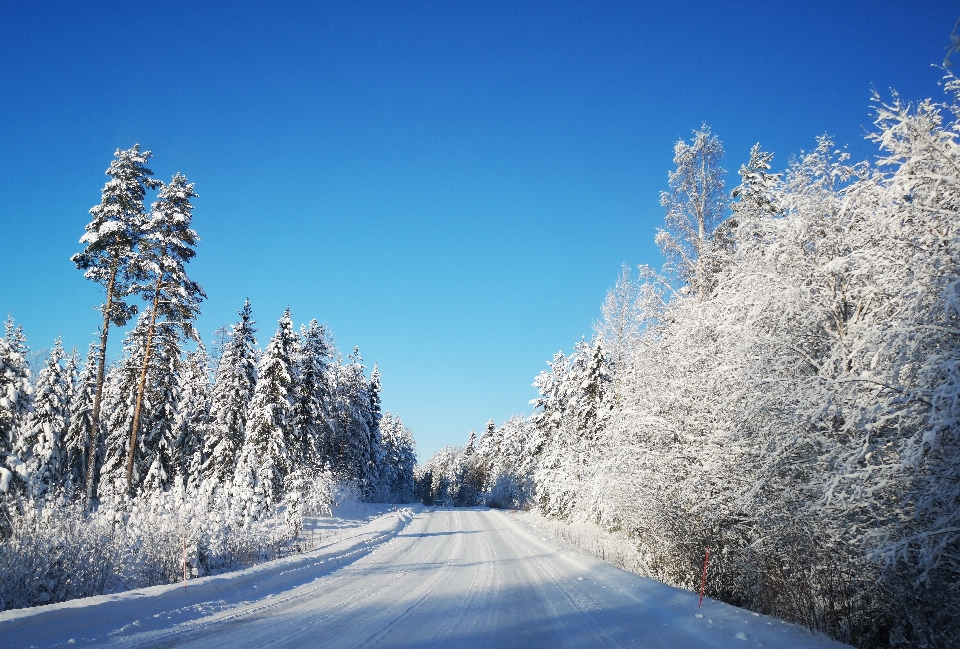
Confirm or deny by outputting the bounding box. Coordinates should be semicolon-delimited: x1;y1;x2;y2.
72;145;159;502
124;173;205;491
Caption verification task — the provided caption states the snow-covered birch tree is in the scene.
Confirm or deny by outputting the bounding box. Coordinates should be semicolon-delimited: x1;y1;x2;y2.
656;125;728;298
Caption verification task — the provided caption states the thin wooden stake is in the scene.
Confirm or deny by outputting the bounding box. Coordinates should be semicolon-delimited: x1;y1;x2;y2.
182;534;188;590
699;546;711;607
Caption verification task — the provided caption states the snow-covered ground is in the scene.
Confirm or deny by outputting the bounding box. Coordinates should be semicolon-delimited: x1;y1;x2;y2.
0;507;849;648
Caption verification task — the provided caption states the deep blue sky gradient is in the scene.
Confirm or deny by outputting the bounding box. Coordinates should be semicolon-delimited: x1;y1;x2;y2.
1;1;956;459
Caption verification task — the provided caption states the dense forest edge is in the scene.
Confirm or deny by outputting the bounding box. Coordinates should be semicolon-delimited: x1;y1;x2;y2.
415;61;960;647
0;149;416;611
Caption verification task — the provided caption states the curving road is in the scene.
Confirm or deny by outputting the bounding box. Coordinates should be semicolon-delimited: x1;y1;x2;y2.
0;507;848;649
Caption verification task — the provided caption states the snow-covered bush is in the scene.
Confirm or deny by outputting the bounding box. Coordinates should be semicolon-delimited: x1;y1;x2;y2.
0;476;329;612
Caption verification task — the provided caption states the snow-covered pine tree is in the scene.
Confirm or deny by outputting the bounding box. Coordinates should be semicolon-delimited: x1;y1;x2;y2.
72;145;159;503
576;338;612;435
293;320;333;472
63;345;80;418
21;338;69;500
203;300;258;488
233;309;297;523
365;363;384;492
0;317;33;495
63;344;98;496
174;343;211;490
124;173;205;491
656;125;727;298
376;413;417;502
730;144;780;223
326;348;380;495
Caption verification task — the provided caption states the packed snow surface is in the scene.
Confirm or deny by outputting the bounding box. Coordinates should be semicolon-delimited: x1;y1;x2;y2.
0;506;849;648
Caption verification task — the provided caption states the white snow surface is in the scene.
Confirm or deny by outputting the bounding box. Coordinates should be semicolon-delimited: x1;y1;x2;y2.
0;507;849;648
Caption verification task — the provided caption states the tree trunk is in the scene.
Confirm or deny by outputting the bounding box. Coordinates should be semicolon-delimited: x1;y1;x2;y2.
85;264;117;506
125;276;162;492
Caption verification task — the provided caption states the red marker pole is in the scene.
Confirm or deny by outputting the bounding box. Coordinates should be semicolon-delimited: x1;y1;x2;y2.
699;546;711;607
182;534;188;590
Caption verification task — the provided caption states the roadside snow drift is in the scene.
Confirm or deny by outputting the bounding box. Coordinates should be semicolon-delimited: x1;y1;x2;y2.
0;507;849;648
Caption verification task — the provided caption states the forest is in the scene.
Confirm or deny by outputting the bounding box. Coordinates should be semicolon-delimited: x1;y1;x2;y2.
416;72;960;647
0;148;416;610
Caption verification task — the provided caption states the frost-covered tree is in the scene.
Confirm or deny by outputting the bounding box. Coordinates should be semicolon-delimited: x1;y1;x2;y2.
203;300;258;487
656;125;727;297
326;348;379;493
63;344;98;496
72;145;159;502
375;412;416;502
0;317;32;495
21;339;69;499
174;343;211;490
293;319;333;471
98;316;183;497
124;173;205;490
233;309;297;522
594;264;643;398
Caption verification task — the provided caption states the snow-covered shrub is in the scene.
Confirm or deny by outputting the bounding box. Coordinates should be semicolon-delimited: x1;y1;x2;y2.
0;496;117;610
0;481;308;612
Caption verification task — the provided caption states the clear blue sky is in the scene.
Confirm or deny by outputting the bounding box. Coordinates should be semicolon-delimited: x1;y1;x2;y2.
0;1;955;460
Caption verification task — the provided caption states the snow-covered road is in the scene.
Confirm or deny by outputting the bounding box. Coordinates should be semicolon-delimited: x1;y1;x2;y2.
1;507;849;648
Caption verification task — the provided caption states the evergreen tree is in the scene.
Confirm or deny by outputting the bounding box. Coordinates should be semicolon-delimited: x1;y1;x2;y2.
175;343;211;490
1;318;32;449
203;300;258;486
72;145;159;502
21;339;69;499
377;412;416;502
124;173;205;490
63;344;98;496
98;316;182;496
327;348;379;494
0;317;32;494
233;309;297;522
294;319;333;471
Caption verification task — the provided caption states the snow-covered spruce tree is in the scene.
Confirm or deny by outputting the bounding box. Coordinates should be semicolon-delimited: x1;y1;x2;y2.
124;173;205;492
62;344;98;496
232;309;297;523
364;363;385;494
532;338;612;518
656;125;727;298
174;343;211;490
376;412;416;502
479;416;536;508
293;319;333;472
72;145;159;502
0;317;33;496
20;339;69;500
202;300;258;488
326;348;380;494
